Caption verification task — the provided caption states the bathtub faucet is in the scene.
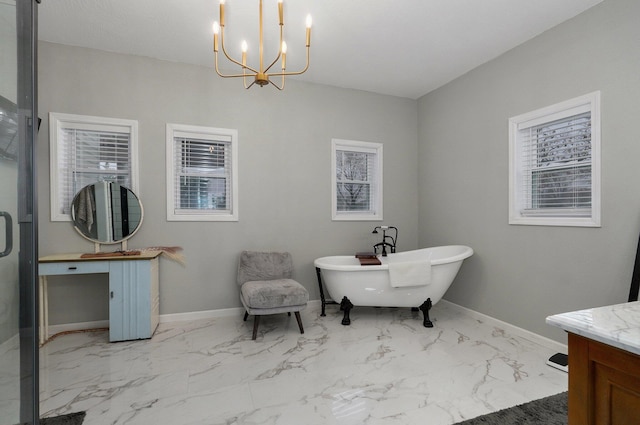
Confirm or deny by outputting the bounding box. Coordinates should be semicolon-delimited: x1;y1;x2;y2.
372;226;398;256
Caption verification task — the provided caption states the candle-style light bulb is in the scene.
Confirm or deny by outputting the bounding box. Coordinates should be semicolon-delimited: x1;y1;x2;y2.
305;15;312;46
213;22;220;52
241;40;248;66
281;41;287;69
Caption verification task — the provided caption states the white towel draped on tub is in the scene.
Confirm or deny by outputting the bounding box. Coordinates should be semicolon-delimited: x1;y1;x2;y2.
388;255;432;288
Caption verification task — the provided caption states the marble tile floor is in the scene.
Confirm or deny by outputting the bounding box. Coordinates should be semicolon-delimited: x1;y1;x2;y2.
39;301;567;425
0;335;20;425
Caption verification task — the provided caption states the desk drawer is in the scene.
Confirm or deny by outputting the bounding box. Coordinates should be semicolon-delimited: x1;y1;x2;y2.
39;261;110;276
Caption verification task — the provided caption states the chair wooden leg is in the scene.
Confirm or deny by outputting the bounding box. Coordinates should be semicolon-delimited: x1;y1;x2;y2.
294;311;304;334
243;311;249;321
252;315;260;340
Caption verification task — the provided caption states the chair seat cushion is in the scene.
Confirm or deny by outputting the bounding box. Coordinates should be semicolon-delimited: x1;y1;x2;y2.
241;279;309;309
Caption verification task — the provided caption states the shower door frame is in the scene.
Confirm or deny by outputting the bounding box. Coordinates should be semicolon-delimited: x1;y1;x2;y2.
16;0;39;423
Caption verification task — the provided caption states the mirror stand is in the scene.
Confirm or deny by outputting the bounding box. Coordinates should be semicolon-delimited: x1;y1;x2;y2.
93;239;128;253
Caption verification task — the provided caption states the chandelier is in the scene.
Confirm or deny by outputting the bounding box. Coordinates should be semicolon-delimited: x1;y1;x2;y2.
213;0;312;90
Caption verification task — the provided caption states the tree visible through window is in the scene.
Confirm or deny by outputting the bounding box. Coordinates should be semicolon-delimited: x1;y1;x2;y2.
332;139;382;221
531;113;591;209
336;150;372;211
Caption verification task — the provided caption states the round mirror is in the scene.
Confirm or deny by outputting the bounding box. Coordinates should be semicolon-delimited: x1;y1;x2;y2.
71;182;143;244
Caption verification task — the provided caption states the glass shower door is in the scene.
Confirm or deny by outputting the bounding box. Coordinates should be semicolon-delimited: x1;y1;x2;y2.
0;2;23;422
0;0;38;424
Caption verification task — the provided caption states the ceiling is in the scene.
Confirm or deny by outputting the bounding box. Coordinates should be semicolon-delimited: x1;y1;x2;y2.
38;0;603;100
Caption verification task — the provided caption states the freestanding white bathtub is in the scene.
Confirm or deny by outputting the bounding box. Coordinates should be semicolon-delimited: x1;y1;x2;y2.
314;245;473;327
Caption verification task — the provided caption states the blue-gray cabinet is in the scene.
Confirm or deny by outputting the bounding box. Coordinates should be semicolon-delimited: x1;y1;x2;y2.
38;251;161;343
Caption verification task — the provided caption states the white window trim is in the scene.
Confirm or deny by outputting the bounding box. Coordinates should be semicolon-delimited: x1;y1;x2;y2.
49;112;139;222
166;123;239;222
508;91;601;227
331;138;383;221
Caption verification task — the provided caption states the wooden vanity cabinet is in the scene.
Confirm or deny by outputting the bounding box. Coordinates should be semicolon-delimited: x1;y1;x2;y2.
568;333;640;425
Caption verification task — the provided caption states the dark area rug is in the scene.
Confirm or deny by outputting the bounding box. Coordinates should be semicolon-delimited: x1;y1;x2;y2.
39;412;86;425
455;392;567;424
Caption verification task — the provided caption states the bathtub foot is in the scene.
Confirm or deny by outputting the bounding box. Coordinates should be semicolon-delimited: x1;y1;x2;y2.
419;298;433;328
340;296;354;325
316;267;328;316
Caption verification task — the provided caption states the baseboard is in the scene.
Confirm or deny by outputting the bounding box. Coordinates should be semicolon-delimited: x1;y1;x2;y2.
44;300;563;353
439;299;568;354
159;307;244;323
158;300;322;323
45;302;320;334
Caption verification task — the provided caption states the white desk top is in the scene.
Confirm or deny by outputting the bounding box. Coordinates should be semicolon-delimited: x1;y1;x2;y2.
546;301;640;356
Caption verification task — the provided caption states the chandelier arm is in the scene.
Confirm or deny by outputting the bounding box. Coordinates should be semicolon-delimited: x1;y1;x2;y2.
263;26;284;74
215;54;260;79
263;54;282;75
268;76;285;90
243;67;258;89
244;77;256;89
220;30;259;74
215;71;261;79
269;47;310;77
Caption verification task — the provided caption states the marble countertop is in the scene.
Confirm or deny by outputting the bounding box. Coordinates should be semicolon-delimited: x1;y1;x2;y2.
546;301;640;356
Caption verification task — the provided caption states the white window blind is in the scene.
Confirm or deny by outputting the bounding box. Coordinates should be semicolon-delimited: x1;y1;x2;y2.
509;91;600;227
332;139;383;221
336;149;378;212
174;133;232;213
59;127;132;215
519;112;592;215
166;124;238;221
49;113;138;221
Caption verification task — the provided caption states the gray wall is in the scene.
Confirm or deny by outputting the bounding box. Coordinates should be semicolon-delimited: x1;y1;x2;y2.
418;0;640;342
37;42;419;324
39;0;639;343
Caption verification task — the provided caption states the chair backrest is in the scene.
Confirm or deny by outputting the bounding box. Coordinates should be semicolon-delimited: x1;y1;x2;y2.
237;251;294;286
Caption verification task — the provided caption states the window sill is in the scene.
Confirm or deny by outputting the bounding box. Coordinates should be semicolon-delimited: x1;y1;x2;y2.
509;215;600;227
167;213;238;222
332;213;383;222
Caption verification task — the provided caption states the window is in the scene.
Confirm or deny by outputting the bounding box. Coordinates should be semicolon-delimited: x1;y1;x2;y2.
332;139;383;221
166;123;238;221
49;112;138;221
509;91;600;227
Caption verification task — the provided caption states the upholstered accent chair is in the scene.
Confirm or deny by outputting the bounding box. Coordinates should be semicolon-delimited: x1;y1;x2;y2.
237;251;309;340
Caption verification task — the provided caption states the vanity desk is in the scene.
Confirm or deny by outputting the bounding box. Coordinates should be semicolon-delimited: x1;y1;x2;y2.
39;250;161;345
546;302;640;425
